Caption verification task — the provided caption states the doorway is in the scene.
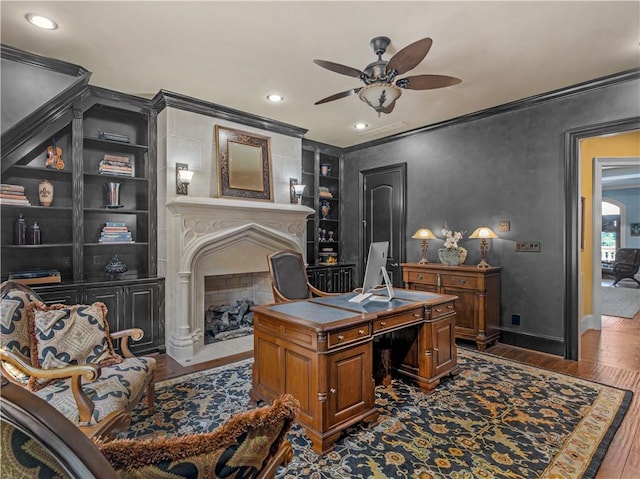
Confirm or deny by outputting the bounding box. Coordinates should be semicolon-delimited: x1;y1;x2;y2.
360;163;406;287
591;157;640;329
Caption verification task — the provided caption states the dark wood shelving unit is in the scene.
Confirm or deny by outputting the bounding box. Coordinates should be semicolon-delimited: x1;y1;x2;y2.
1;87;164;354
301;140;354;293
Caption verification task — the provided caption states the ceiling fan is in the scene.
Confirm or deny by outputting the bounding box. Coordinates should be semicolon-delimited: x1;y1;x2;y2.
313;36;461;116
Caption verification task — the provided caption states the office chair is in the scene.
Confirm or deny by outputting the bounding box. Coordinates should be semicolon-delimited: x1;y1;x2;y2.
267;250;335;302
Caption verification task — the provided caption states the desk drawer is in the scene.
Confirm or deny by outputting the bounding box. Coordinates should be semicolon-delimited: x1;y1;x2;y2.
407;271;438;284
328;325;370;349
440;274;479;289
374;308;423;333
431;301;456;319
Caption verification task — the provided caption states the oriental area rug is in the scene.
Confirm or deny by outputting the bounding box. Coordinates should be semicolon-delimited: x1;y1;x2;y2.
119;350;632;479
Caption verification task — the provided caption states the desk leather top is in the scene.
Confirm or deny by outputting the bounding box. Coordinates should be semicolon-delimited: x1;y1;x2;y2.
258;290;453;326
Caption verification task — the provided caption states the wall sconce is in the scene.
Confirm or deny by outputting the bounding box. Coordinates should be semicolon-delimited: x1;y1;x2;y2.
290;178;305;204
412;228;436;264
469;226;499;268
176;163;194;195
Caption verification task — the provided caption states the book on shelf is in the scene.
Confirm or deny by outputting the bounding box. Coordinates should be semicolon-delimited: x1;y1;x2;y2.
1;184;25;193
106;222;126;227
99;223;133;243
0;193;28;200
0;198;31;206
103;154;130;163
9;269;61;285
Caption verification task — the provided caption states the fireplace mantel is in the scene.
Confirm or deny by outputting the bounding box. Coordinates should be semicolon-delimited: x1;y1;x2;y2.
163;196;314;362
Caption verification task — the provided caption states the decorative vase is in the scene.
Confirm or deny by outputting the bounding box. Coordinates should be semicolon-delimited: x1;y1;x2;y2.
105;254;128;279
38;180;54;206
320;164;331;176
104;182;122;208
320;200;330;219
438;247;467;265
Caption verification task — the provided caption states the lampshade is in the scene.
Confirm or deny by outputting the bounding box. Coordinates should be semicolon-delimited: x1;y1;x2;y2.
412;228;436;240
469;226;498;239
177;169;194;185
358;83;402;115
293;184;306;196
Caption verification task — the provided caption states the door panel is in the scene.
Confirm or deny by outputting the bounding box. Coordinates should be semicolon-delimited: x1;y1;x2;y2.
362;163;406;286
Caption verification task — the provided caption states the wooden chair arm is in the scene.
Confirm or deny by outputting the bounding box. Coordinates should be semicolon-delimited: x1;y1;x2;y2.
308;283;341;297
0;347;100;425
109;328;144;358
0;348;100;383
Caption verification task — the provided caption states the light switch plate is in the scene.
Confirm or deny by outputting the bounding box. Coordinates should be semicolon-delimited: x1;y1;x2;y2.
516;242;541;252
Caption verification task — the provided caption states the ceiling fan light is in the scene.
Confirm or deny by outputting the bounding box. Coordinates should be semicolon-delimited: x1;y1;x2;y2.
358;83;402;115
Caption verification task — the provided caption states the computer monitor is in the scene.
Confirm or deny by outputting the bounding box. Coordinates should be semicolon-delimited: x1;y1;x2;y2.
348;241;395;303
362;241;389;293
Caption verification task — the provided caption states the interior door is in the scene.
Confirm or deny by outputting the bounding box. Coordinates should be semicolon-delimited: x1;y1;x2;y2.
361;163;406;287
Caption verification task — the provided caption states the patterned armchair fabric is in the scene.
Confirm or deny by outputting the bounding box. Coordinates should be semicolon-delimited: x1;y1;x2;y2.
1;377;299;479
0;281;155;439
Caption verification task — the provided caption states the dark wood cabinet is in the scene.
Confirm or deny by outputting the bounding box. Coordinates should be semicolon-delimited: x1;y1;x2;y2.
401;263;501;350
34;278;165;355
307;263;354;293
1;86;164;353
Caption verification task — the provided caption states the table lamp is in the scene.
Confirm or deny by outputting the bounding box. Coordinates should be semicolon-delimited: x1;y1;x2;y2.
412;228;436;264
469;226;499;268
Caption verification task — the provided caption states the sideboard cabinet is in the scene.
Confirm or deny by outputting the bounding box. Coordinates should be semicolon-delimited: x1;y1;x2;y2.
401;263;501;350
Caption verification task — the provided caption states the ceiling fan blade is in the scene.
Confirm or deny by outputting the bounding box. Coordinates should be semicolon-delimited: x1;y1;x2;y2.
313;60;363;78
314;88;361;105
396;74;462;90
382;100;397;114
386;37;433;75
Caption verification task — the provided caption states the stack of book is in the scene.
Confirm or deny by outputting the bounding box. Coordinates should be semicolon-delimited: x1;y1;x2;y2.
319;186;333;199
0;184;30;206
98;154;134;177
99;222;133;243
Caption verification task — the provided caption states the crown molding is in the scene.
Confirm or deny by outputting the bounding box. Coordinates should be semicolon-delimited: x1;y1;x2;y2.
345;68;640;153
153;89;308;139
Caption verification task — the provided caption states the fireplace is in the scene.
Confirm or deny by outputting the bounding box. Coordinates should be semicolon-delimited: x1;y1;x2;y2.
163;196;312;363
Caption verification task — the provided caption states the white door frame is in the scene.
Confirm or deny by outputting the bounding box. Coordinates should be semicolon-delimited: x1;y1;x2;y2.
590;156;640;330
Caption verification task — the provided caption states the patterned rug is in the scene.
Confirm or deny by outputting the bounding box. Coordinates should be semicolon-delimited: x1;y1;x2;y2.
119;349;632;479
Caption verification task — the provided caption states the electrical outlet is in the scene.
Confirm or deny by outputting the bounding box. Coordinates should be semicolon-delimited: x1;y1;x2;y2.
498;221;510;232
515;241;541;252
62;256;70;266
93;255;101;265
511;314;521;325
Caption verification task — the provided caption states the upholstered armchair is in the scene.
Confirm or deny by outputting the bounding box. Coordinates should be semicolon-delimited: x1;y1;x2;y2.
0;280;155;440
266;249;338;302
1;376;299;479
612;248;640;287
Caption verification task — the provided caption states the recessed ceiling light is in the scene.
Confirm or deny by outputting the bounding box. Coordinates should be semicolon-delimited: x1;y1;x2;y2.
25;13;58;30
266;94;284;102
354;123;368;130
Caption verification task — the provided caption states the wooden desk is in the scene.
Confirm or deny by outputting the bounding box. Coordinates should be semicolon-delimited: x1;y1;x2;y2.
249;289;458;454
402;263;501;351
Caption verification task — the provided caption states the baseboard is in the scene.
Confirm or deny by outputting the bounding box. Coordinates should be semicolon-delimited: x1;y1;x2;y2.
499;328;565;356
579;314;599;334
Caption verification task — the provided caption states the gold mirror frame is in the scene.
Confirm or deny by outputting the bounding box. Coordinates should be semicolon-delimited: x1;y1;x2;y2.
215;125;273;201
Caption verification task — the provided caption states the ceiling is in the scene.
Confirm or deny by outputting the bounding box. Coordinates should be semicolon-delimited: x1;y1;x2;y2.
1;1;639;148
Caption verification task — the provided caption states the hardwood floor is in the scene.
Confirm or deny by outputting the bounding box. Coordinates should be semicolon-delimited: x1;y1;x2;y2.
152;310;640;479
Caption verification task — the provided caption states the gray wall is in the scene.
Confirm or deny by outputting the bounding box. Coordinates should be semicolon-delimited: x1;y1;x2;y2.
342;78;640;351
1;58;76;134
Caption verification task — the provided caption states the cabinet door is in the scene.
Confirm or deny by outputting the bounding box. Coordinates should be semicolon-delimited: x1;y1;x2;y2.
441;286;477;337
430;316;456;377
36;287;80;306
123;282;160;353
83;285;124;333
326;342;373;428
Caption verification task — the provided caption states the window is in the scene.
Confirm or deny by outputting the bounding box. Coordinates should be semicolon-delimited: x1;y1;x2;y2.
601;201;620;262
